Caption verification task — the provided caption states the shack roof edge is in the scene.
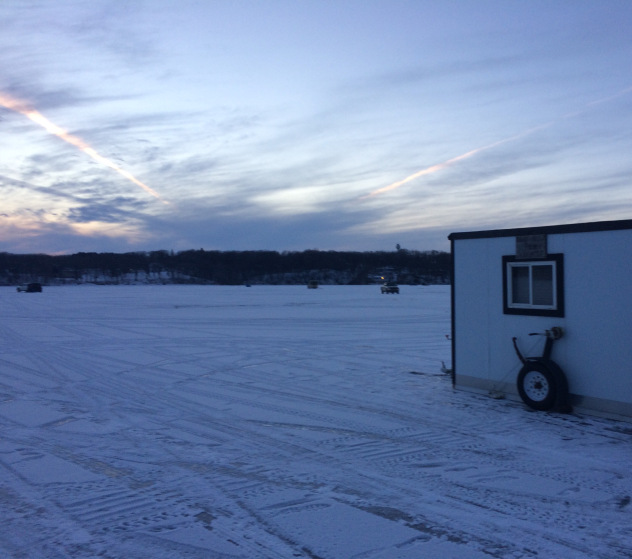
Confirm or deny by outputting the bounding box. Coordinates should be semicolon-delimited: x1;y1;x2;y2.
448;218;632;241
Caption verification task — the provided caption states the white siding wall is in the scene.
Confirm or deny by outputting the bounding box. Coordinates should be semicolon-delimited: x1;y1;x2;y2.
454;236;558;395
550;229;632;404
453;228;632;412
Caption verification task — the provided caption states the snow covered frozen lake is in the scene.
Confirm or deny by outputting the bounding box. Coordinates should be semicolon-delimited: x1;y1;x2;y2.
1;285;631;558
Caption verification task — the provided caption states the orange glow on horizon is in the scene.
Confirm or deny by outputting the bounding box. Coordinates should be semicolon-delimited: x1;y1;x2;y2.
1;213;148;244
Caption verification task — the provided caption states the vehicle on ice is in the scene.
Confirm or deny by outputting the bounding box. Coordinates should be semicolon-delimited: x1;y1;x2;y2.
17;283;42;293
381;282;399;294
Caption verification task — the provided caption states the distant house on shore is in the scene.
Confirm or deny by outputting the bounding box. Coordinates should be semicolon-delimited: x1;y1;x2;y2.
448;219;632;420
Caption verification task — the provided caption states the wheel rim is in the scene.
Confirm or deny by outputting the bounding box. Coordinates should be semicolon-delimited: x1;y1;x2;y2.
523;370;550;402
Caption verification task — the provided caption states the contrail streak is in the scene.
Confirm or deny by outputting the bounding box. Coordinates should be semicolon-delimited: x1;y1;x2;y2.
363;86;632;200
361;124;550;199
0;93;168;204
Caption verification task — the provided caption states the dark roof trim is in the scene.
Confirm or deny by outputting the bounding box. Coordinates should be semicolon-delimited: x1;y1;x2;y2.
448;218;632;241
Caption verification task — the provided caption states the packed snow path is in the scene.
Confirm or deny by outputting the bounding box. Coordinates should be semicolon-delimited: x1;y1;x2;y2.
1;285;631;558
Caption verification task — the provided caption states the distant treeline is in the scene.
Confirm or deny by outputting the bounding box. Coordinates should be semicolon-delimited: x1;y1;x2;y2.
0;248;451;286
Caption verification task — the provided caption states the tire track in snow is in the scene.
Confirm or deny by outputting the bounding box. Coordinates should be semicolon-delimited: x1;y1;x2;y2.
30;343;632;559
2;286;631;559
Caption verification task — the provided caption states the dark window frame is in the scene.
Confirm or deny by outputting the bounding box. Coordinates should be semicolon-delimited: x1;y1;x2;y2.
502;254;565;317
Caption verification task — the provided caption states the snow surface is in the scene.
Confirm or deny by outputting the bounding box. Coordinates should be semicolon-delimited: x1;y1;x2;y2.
1;285;631;559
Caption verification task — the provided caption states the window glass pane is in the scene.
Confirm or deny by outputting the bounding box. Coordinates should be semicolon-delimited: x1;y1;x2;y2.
532;265;553;305
511;266;530;304
503;255;563;316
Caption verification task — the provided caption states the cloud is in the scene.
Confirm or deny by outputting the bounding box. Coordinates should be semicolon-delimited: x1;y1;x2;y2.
64;198;149;224
1;1;631;256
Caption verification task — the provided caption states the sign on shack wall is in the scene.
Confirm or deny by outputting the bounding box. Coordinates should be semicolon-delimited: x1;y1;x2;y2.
516;234;547;259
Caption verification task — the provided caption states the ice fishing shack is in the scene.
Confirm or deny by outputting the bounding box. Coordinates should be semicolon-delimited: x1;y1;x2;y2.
448;219;632;419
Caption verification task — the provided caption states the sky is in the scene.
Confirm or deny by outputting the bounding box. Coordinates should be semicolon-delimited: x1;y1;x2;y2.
1;1;631;255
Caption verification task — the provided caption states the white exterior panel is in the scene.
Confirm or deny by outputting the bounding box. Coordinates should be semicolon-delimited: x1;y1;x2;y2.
451;221;632;419
553;229;632;406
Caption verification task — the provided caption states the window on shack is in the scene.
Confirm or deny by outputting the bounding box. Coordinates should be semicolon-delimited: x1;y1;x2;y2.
503;254;564;317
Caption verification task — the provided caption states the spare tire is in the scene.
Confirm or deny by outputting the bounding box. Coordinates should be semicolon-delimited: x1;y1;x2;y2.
517;361;558;411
